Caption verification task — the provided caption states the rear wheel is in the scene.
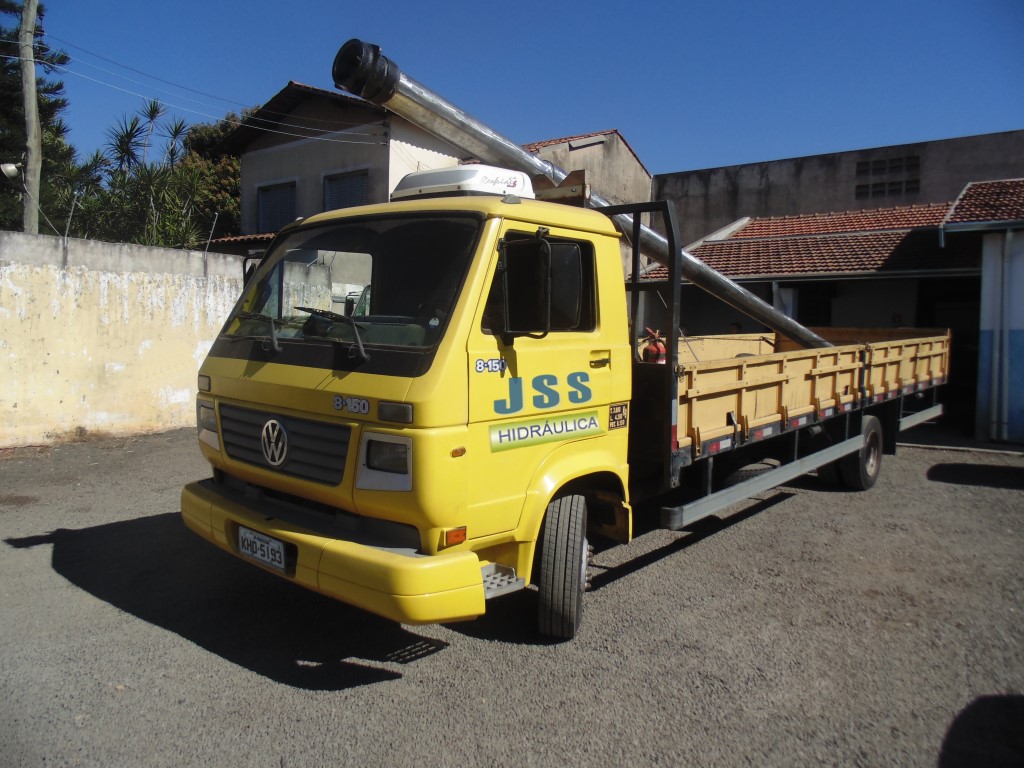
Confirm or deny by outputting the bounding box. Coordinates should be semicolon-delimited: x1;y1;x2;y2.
839;415;883;490
536;494;588;640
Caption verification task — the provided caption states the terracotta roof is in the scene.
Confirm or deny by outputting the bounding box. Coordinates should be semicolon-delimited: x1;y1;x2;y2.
640;200;979;281
694;231;974;277
210;233;274;244
733;203;950;239
945;178;1024;225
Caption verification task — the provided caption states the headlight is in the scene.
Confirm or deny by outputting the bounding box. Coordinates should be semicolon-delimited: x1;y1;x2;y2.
356;433;412;491
366;440;409;474
196;401;220;451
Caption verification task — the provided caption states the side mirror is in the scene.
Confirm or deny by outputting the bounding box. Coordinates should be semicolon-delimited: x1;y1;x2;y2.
502;237;551;337
499;237;583;339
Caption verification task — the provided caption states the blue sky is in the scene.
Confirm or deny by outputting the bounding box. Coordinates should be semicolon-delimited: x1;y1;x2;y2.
41;0;1024;176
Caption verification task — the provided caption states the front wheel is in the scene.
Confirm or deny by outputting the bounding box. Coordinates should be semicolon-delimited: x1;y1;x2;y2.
536;494;588;640
838;415;883;490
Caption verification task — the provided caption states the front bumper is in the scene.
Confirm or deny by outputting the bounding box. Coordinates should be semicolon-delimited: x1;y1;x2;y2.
181;480;486;625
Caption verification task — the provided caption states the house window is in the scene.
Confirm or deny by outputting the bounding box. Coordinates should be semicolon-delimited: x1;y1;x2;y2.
257;182;296;232
324;171;369;211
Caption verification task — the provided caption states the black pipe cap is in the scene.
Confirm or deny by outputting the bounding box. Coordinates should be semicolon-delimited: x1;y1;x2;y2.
332;39;400;104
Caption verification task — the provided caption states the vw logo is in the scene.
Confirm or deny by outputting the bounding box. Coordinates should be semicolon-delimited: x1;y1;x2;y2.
261;419;288;466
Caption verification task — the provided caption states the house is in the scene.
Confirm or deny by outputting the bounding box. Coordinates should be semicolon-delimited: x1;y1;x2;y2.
523;129;651;209
212;81;465;255
646;131;1024;439
212;84;651;258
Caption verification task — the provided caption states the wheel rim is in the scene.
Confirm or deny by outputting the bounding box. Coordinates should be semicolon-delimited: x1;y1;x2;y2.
865;439;879;476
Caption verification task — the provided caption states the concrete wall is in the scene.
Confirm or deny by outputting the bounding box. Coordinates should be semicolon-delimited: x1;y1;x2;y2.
239;121;391;233
976;230;1024;442
655;130;1024;245
0;232;243;448
533;132;651;208
387;122;462;192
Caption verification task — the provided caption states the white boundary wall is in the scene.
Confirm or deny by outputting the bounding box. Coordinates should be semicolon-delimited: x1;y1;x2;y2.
1;232;244;448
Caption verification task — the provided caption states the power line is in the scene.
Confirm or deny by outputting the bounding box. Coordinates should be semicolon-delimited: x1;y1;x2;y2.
4;32;387;138
55;51;385;138
44;32;248;109
0;53;387;148
39;33;381;131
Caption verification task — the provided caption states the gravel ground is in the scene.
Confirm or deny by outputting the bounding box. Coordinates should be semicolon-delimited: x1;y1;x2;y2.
0;427;1022;767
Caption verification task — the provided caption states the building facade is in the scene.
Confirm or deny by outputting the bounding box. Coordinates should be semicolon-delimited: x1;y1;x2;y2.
654;130;1024;246
216;82;464;250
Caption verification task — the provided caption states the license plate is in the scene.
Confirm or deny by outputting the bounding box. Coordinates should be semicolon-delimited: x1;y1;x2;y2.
238;526;286;571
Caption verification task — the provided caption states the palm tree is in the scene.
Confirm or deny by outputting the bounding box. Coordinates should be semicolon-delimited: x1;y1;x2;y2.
161;118;188;167
106;115;145;171
140;99;164;164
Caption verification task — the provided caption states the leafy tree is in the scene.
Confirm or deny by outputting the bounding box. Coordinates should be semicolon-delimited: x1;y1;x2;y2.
183;108;254;239
0;0;72;232
2;0;246;248
60;102;245;248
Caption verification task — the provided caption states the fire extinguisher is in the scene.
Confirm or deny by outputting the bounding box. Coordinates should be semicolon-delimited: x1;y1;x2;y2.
641;327;667;364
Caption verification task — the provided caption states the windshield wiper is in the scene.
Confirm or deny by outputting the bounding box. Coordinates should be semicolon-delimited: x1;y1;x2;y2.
233;311;282;352
294;306;370;362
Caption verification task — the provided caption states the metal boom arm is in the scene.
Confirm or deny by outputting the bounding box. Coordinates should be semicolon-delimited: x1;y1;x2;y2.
332;39;831;349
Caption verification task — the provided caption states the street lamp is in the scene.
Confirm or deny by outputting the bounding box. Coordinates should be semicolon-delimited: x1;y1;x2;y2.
3;160;62;239
2;161;23;180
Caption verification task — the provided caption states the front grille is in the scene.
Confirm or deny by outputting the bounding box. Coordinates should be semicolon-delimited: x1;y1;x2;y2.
219;404;351;485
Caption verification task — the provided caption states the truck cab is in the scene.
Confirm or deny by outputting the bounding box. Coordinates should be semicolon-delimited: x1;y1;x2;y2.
182;166;632;637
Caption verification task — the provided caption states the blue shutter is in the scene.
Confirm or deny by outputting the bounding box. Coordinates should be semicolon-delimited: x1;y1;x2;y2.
258;183;296;232
324;172;369;211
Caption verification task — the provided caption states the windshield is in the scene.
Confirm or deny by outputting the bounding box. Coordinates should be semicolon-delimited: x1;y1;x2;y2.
225;214;482;358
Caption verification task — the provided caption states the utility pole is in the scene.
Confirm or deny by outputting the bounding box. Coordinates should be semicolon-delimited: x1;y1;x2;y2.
19;0;41;234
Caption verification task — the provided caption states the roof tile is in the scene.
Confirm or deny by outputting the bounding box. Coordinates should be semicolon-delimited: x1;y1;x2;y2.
733;203;950;239
642;230;975;280
946;178;1024;224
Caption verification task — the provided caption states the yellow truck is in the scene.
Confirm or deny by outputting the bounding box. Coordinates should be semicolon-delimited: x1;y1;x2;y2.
181;165;948;639
180;41;949;639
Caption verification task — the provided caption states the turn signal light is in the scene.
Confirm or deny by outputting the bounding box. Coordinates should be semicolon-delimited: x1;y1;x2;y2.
443;527;467;548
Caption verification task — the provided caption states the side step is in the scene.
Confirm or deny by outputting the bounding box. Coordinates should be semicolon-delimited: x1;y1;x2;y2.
660;434;864;531
482;563;525;599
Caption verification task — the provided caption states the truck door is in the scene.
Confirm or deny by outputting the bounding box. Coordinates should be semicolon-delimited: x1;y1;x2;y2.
465;225;615;537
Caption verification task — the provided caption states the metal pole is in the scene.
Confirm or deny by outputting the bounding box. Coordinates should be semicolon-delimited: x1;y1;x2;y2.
332;40;831;349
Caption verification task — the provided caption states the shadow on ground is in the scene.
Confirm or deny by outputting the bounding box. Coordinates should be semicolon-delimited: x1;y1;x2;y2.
926;463;1024;490
5;513;447;691
939;694;1024;767
449;492;795;644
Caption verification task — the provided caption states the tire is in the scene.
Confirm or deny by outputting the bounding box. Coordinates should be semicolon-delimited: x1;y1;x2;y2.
536;494;588;640
838;415;883;490
723;459;780;487
817;460;841;485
